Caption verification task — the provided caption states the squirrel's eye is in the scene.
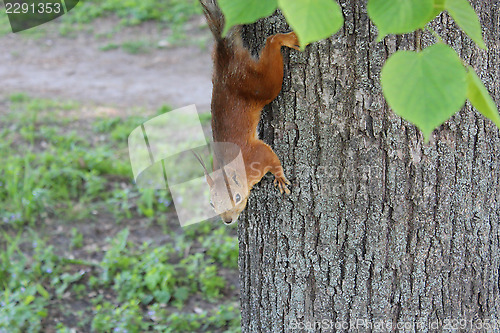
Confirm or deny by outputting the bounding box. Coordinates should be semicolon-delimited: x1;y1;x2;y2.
235;193;241;203
210;201;215;208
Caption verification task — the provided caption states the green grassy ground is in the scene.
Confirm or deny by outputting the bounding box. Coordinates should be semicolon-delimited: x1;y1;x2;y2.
0;94;239;332
1;0;206;51
62;0;201;27
0;3;237;331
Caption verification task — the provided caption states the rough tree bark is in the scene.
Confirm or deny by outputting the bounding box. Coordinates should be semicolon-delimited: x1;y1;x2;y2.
238;1;500;332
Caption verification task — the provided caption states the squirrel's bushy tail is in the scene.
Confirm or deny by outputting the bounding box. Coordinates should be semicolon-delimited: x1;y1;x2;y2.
199;0;240;50
199;0;224;41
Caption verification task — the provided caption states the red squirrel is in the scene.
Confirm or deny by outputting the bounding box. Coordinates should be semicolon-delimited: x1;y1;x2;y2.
199;0;300;224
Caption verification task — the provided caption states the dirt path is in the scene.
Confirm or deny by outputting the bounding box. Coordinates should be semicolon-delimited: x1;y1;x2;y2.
0;23;213;112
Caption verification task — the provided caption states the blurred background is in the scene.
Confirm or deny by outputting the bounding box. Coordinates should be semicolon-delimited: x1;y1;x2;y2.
0;1;241;332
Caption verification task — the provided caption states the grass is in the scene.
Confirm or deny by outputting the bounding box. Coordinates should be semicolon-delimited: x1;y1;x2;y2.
59;0;203;46
0;94;239;332
0;0;206;50
121;40;153;54
62;0;201;27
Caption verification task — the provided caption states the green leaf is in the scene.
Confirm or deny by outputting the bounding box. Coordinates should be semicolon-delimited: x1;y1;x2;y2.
278;0;344;48
24;294;35;305
173;286;190;302
153;290;171;303
381;43;467;141
445;0;486;49
37;309;48;318
367;0;434;41
145;268;161;291
218;0;278;36
36;284;50;299
467;68;500;128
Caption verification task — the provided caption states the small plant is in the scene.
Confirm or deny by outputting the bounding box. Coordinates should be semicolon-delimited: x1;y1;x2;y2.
164;303;241;332
203;228;239;269
52;271;87;298
62;0;201;27
121;40;151;54
92;300;149;333
93;115;147;143
99;42;120;51
70;228;84;249
0;235;55;332
199;265;227;300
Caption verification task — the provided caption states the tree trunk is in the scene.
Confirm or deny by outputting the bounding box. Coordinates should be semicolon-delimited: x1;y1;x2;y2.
238;1;500;332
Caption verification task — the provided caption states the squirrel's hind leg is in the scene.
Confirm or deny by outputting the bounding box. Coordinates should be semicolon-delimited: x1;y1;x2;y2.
239;32;299;103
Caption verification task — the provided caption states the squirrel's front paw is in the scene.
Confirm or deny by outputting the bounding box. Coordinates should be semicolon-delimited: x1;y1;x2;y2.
274;175;291;195
282;32;301;51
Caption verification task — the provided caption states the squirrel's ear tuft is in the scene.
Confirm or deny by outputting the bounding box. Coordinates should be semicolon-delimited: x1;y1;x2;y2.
192;150;214;187
205;173;215;187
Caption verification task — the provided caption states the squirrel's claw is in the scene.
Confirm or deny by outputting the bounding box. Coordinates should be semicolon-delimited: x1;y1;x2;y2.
274;176;291;195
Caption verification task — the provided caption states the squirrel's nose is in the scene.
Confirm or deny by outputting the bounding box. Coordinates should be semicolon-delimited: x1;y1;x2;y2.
223;218;233;224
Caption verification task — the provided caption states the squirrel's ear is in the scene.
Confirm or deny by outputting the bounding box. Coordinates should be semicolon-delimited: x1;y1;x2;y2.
205;172;215;187
192;150;214;187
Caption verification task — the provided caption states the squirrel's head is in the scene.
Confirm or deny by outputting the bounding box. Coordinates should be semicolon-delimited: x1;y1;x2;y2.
207;166;249;225
192;150;249;225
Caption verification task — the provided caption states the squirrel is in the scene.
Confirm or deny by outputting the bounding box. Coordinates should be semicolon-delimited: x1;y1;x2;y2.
198;0;300;225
